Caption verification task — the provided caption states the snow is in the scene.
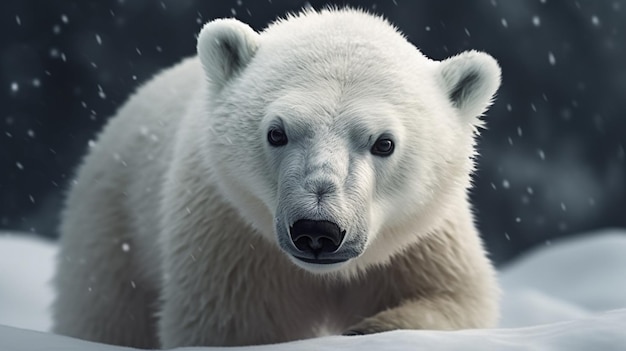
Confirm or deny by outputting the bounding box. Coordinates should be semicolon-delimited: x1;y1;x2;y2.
1;230;625;350
0;234;55;332
548;51;556;65
532;15;541;27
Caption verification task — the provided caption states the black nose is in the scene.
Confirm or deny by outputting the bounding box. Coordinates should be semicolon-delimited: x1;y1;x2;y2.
289;219;346;256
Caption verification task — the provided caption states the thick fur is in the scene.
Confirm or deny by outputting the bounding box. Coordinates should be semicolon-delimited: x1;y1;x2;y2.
52;8;501;348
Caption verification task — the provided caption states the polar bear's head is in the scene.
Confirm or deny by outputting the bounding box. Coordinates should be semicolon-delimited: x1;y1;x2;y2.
197;9;500;276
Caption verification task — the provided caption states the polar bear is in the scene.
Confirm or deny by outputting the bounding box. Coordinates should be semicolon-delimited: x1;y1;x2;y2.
52;8;501;349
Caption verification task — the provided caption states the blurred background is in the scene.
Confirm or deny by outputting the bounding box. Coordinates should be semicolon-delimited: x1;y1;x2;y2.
1;0;624;265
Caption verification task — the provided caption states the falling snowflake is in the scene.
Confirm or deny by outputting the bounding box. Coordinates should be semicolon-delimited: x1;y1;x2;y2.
548;52;556;65
97;85;106;99
537;149;546;160
532;15;541;27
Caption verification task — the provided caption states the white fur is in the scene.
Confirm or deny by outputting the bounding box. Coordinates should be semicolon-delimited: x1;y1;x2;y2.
52;8;501;348
197;18;259;94
438;50;501;121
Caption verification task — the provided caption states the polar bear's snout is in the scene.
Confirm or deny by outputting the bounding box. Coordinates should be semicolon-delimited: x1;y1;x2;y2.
288;219;348;264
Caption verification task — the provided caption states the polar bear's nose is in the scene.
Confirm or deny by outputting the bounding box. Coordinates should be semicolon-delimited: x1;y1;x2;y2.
289;219;346;256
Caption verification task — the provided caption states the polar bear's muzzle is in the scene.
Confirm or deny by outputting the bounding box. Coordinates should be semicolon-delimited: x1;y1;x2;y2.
288;219;348;264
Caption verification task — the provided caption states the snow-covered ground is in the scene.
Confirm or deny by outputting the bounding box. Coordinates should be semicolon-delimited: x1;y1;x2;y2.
1;230;625;350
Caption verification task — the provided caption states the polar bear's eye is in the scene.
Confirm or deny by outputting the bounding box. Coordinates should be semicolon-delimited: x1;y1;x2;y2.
267;127;288;147
371;137;394;157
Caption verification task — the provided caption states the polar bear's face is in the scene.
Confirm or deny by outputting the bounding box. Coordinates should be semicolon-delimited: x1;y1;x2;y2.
260;89;405;271
197;10;500;275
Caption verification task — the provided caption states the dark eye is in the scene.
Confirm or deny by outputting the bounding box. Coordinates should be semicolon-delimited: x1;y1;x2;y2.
267;126;288;147
371;137;394;157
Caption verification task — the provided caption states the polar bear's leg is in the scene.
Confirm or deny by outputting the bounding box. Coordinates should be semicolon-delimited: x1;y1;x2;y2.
343;229;499;334
51;193;159;348
156;225;244;348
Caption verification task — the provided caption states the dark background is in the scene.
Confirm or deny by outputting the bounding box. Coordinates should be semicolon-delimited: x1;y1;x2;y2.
1;0;624;265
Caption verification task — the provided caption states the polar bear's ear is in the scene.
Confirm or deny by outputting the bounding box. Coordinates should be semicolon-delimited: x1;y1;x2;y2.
438;50;501;120
197;19;259;93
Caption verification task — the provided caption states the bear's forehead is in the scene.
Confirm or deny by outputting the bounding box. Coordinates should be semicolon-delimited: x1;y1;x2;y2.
262;43;391;85
249;49;431;121
269;91;401;124
250;38;427;106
